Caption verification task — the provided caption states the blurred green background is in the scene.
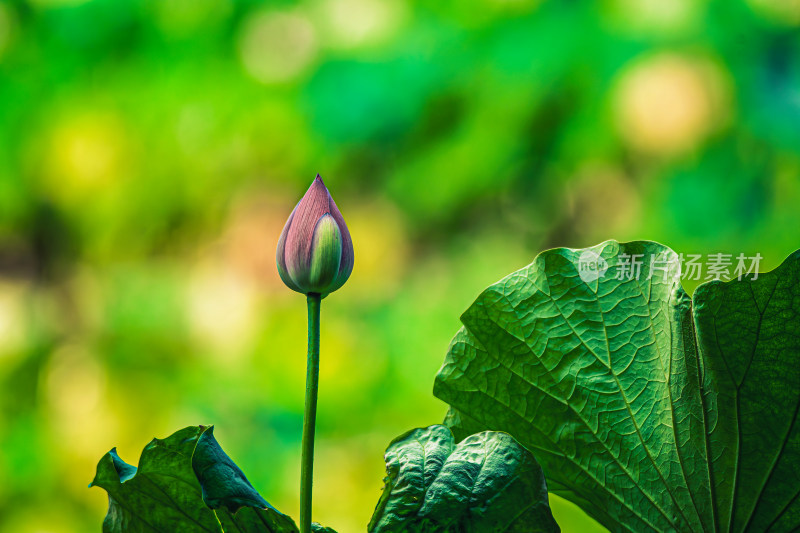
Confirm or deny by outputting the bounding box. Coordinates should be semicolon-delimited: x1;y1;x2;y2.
1;0;799;531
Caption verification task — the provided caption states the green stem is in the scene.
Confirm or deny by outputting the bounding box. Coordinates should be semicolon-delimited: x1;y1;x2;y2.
300;293;321;533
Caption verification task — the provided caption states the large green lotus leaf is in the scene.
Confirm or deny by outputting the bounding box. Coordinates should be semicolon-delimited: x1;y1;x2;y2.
434;240;800;533
368;424;560;533
91;425;332;533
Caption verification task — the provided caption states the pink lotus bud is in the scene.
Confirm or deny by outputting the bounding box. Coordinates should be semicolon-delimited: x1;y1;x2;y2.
276;175;354;297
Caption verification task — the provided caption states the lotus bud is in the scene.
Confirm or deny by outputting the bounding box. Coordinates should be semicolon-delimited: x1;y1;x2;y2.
276;175;354;297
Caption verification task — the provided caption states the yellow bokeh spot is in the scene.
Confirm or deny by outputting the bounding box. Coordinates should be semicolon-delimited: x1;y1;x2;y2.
186;260;259;362
238;9;318;84
613;53;731;157
317;315;387;393
44;343;105;421
606;0;704;35
42;343;116;463
0;507;79;533
344;199;409;300
0;280;29;365
42;112;127;204
316;0;406;49
312;437;385;531
269;434;390;531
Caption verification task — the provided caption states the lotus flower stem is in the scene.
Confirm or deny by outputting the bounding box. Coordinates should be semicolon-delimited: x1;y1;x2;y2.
300;292;321;533
277;175;353;532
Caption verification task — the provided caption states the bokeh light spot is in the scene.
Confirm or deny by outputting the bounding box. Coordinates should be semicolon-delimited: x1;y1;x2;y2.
42;112;127;204
0;281;29;363
605;0;704;35
44;344;105;420
186;261;258;361
238;10;318;84
613;53;731;157
42;343;115;464
317;0;405;49
344;200;409;299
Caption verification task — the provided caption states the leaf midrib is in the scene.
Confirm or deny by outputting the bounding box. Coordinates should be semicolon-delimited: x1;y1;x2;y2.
450;333;661;533
542;279;685;530
629;273;703;531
